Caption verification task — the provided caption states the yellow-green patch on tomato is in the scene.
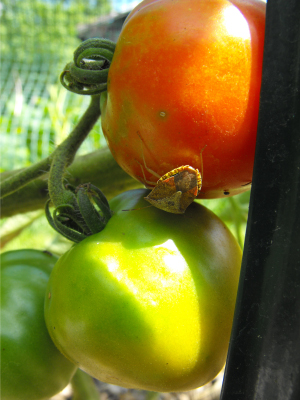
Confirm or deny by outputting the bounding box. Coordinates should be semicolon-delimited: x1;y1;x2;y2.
45;189;242;392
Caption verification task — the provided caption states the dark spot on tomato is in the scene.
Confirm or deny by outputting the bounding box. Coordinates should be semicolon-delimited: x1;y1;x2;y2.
224;191;230;195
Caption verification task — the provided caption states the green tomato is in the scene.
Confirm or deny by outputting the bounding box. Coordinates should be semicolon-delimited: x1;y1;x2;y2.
45;189;242;392
1;249;77;400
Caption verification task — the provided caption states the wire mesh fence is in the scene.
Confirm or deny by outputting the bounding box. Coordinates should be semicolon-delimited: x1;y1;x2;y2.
0;0;131;171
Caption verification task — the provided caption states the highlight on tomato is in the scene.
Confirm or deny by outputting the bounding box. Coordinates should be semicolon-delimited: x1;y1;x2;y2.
100;0;266;199
45;189;242;392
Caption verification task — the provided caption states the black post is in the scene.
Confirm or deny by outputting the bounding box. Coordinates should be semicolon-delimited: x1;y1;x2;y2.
220;0;300;399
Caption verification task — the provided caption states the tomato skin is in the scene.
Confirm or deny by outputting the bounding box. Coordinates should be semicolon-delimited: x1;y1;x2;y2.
1;249;77;400
45;189;242;392
101;0;266;199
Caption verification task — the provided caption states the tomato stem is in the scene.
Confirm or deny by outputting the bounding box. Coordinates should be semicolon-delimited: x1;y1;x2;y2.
0;94;99;201
0;147;141;218
48;95;100;208
0;94;100;200
71;369;100;400
0;156;52;199
46;95;113;242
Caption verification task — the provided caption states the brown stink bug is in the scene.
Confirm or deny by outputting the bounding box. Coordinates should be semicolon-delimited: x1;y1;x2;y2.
144;165;202;214
136;135;204;214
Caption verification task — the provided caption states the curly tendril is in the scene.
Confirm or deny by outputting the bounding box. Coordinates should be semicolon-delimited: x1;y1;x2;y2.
46;184;113;243
60;38;116;95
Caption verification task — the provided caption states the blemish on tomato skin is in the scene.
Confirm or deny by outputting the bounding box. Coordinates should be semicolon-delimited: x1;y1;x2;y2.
158;111;168;119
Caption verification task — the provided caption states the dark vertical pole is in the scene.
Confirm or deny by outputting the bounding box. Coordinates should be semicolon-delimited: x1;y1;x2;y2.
220;0;300;399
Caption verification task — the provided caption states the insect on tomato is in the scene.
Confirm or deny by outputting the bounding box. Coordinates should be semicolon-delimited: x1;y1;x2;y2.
100;0;266;199
144;165;202;214
136;133;204;213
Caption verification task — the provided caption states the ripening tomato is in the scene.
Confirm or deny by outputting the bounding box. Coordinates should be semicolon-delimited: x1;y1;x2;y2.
100;0;266;199
44;189;242;392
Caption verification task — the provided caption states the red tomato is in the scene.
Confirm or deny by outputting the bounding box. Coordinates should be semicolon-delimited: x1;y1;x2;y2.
100;0;266;199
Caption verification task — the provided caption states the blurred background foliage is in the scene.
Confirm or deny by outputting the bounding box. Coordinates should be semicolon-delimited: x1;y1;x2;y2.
0;0;250;255
0;0;111;172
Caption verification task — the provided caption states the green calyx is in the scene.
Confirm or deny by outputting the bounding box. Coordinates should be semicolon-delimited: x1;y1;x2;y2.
46;183;113;243
60;38;116;95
